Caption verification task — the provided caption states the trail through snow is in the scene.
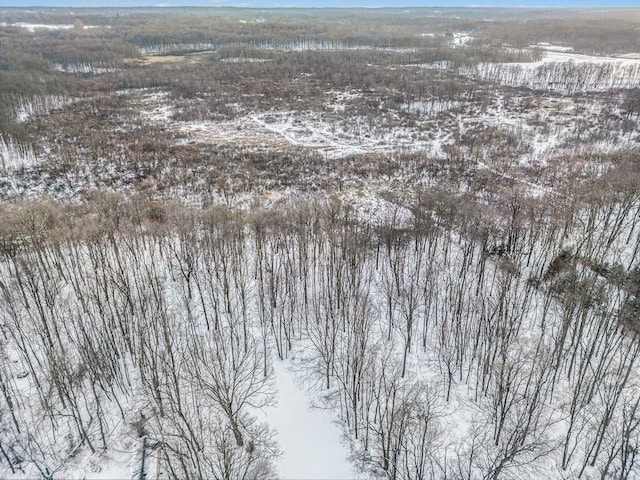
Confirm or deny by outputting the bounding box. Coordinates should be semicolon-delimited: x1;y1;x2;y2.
269;360;359;480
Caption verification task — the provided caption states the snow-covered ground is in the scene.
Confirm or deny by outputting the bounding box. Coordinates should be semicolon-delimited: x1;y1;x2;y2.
52;63;117;74
0;135;39;171
451;32;474;47
458;48;640;93
136;91;450;159
1;22;106;31
268;360;360;480
518;49;640;67
13;95;75;122
122;80;637;205
532;42;574;53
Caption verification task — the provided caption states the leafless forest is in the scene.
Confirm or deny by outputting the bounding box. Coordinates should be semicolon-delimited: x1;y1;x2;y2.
1;6;640;479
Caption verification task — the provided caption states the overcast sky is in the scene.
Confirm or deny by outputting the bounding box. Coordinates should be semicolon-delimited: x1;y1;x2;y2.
2;0;639;7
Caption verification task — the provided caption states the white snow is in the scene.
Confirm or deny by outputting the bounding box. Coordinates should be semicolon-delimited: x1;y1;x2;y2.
137;95;440;159
256;41;417;53
130;83;634;184
7;22;105;31
458;50;640;93
451;32;474;47
532;42;574;52
220;57;272;63
538;50;640;66
14;95;73;122
138;42;217;55
406;60;454;70
11;22;74;31
268;360;358;480
0;135;38;171
53;63;117;74
137;91;174;122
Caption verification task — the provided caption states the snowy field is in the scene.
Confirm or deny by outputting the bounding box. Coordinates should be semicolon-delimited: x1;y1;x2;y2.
267;361;360;480
1;22;106;31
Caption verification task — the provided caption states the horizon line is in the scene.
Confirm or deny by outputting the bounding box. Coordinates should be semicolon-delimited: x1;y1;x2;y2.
2;3;639;7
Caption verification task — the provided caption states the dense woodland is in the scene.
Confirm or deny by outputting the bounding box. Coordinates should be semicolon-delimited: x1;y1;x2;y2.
1;6;640;480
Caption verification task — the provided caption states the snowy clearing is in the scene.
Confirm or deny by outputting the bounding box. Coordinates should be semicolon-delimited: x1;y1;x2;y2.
267;361;359;480
3;22;106;31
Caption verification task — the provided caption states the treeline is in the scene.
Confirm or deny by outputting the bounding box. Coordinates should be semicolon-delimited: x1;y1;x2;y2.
460;61;640;95
483;9;640;54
